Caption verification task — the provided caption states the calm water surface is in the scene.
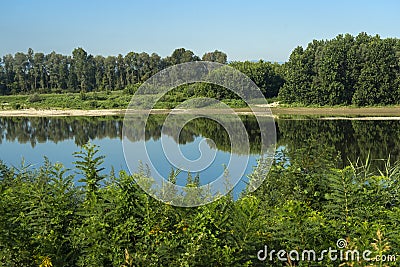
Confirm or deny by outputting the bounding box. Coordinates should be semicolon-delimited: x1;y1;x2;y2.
1;115;400;195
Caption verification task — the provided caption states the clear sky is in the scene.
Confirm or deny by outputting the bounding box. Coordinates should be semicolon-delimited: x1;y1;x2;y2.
1;0;399;62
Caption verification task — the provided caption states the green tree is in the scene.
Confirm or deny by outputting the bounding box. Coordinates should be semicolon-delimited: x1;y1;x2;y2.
202;50;228;64
229;60;284;98
94;55;105;90
32;52;46;90
13;52;29;93
167;48;200;65
313;34;354;105
353;36;400;105
0;58;7;95
103;56;116;90
2;54;15;93
279;45;314;103
71;48;90;92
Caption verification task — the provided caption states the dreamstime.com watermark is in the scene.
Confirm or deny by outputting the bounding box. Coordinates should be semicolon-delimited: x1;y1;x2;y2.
257;239;397;263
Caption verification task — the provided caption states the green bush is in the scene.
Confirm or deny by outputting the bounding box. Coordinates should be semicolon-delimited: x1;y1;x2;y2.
1;145;399;266
80;90;87;100
28;93;42;103
124;83;141;95
89;100;99;108
11;102;22;109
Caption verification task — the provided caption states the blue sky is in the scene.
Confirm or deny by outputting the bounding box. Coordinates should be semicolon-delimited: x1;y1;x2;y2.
1;0;399;62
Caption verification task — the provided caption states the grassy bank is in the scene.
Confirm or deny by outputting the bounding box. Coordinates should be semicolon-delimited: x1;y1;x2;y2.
0;91;250;110
0;91;134;110
1;92;400;117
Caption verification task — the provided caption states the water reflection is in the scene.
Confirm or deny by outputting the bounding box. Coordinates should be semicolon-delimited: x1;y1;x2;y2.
1;116;400;170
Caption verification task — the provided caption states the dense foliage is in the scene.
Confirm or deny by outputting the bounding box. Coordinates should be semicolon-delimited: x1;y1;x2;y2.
279;33;400;106
0;48;222;94
2;32;400;107
0;48;283;100
1;143;399;266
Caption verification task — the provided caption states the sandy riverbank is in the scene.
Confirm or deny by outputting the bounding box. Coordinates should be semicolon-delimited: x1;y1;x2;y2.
0;109;127;117
0;106;400;118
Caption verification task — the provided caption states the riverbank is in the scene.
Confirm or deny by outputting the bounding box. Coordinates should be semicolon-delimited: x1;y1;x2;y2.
2;91;400;118
1;106;400;118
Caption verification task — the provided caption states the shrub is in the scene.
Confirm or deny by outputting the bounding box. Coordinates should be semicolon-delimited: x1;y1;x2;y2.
124;83;141;95
80;90;87;100
28;93;42;103
1;145;400;266
11;103;22;109
50;88;63;94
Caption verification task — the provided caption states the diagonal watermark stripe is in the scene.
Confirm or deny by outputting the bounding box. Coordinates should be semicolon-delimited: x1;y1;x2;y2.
122;61;276;207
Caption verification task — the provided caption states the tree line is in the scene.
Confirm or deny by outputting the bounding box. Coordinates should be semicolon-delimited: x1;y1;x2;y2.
0;47;283;99
0;48;228;94
279;32;400;106
1;32;400;106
